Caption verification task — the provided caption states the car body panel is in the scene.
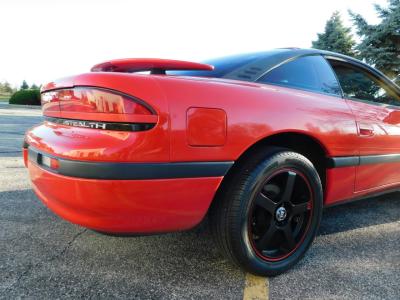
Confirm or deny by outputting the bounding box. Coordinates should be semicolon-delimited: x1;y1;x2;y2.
155;75;358;161
28;162;222;233
345;99;400;191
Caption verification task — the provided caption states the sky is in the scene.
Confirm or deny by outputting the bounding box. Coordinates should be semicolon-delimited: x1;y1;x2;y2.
0;0;388;88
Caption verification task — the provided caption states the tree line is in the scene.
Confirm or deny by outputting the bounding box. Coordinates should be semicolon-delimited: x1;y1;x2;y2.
0;80;40;97
312;0;399;83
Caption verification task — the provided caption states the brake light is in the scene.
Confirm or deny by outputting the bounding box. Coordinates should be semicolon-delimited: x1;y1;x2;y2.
41;87;152;116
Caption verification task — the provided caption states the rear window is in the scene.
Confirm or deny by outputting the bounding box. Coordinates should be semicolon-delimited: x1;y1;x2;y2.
168;50;286;79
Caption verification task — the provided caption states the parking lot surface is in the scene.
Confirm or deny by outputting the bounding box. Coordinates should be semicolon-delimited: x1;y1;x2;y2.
0;104;399;299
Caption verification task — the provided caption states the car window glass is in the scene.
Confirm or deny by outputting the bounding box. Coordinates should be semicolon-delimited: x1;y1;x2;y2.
257;55;341;96
168;50;286;79
329;61;400;106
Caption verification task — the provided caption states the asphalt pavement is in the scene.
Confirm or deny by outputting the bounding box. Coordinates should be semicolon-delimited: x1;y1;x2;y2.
0;104;399;299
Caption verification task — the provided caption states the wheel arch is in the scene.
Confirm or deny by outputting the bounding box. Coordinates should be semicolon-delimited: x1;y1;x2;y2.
211;131;329;210
237;131;327;186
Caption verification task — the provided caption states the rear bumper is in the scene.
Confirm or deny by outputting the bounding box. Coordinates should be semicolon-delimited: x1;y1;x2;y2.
26;147;231;233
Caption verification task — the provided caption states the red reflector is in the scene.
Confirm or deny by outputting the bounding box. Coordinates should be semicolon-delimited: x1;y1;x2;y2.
40;155;59;170
23;148;28;168
41;88;152;118
50;158;60;170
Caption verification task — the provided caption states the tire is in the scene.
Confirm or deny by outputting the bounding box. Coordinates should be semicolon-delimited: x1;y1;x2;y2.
210;147;323;276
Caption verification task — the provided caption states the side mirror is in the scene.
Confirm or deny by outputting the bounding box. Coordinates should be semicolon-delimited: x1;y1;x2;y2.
384;109;400;125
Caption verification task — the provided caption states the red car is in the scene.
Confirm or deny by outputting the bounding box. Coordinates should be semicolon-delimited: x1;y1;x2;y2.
24;48;400;276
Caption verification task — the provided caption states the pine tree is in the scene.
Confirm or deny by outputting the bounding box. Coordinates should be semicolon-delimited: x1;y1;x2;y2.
31;83;39;89
312;11;356;56
20;80;29;90
350;0;400;79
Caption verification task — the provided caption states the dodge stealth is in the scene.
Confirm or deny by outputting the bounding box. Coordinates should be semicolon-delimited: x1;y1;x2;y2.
24;48;400;275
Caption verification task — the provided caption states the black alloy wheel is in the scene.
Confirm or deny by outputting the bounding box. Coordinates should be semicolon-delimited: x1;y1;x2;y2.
249;168;313;261
211;148;323;276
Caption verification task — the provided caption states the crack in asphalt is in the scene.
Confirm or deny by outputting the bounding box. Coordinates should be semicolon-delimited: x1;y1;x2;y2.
2;229;87;293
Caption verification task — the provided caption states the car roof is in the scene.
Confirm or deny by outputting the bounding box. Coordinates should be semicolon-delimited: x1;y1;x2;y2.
277;48;399;89
254;48;357;64
220;48;393;86
170;48;399;92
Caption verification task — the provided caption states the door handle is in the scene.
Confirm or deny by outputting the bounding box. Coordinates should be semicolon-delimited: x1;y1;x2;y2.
359;128;374;136
358;123;374;136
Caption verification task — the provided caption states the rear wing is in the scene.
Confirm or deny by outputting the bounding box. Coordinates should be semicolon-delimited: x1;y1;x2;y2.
91;58;214;74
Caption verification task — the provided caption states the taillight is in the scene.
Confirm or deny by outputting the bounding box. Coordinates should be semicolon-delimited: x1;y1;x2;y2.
42;87;152;115
41;87;157;131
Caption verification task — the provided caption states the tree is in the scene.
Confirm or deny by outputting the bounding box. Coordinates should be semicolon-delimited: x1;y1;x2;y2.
3;82;13;93
350;0;400;79
20;80;29;90
31;83;39;89
0;81;14;94
312;11;356;56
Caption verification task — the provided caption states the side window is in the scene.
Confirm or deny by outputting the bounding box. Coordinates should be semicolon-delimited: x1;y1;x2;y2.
257;55;341;96
329;60;400;106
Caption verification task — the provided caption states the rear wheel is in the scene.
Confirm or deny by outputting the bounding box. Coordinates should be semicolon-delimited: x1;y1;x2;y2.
211;148;323;276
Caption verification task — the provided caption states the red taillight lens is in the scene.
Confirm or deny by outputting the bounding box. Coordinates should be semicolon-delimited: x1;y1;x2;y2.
41;88;152;116
41;91;61;114
41;87;157;130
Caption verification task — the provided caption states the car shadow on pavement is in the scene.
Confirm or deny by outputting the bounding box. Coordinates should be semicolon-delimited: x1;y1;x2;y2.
319;192;400;236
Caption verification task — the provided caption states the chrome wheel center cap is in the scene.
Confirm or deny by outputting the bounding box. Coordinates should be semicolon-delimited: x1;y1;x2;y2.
275;207;287;222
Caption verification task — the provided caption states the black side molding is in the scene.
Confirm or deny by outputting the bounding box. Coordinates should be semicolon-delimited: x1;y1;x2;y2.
327;153;400;168
359;154;400;165
326;156;360;168
28;147;233;180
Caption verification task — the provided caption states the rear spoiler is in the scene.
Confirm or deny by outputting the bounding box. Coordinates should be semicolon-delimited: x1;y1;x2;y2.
91;58;214;74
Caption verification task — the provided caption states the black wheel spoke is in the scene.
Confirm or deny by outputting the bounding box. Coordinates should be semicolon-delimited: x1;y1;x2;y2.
291;202;309;216
282;225;296;250
257;224;277;250
249;167;314;261
255;193;277;214
281;171;296;203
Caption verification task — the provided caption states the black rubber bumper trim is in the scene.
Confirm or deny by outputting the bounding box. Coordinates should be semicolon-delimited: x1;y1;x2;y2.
28;147;233;180
327;153;400;168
